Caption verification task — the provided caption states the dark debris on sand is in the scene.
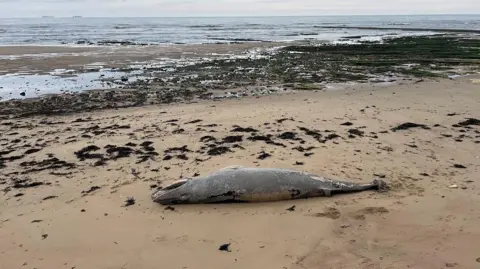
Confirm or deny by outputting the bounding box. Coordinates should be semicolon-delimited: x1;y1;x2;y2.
454;118;480;127
348;129;364;137
218;243;231;252
257;151;272;160
124;197;136;207
207;146;232;156
278;132;298;140
298;126;322;141
74;145;102;161
10;177;48;189
231;126;258;133
82;186;101;195
222;135;243;143
276;118;295;124
453;164;467;169
19;157;76;174
391;122;430;132
200;136;217;143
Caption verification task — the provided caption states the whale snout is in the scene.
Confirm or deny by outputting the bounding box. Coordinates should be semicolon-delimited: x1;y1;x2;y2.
152;189;190;204
152;179;191;205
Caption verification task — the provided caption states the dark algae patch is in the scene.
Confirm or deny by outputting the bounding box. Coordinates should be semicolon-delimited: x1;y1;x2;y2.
455;118;480;127
391;122;430;132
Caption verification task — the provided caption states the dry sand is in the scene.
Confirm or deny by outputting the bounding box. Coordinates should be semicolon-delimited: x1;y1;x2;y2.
1;76;480;269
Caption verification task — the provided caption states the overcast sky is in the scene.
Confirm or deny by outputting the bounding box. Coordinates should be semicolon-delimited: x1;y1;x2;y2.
0;0;479;18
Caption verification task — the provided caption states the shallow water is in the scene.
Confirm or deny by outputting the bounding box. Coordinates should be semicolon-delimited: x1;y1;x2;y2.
0;70;141;100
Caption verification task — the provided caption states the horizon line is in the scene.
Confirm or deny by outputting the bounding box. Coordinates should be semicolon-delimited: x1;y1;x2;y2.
1;13;480;19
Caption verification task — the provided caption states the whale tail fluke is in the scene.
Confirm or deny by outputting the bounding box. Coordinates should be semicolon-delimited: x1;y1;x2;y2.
372;178;388;192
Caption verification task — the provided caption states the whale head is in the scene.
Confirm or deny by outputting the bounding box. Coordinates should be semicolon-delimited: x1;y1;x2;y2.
151;179;192;205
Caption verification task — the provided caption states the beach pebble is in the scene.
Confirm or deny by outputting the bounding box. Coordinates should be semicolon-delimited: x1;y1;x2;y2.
286;205;296;212
218;243;231;252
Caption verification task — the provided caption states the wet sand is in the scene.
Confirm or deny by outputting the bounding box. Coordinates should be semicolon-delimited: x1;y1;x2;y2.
1;76;479;269
0;42;284;75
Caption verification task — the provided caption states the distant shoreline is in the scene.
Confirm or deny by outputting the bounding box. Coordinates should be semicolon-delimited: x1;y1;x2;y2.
316;26;480;34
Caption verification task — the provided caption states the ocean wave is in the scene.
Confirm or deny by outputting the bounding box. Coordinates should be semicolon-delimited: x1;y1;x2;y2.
284;32;318;36
73;39;153;46
206;37;268;42
187;24;223;28
28;25;51;29
113;24;135;29
387;23;412;26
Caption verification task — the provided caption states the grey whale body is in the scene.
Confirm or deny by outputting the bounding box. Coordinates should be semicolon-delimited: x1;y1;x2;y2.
152;166;387;205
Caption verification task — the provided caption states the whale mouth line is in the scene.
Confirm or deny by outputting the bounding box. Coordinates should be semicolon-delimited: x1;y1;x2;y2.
163;180;188;190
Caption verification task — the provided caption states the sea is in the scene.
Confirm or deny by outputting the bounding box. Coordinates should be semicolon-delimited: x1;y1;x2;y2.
0;14;479;45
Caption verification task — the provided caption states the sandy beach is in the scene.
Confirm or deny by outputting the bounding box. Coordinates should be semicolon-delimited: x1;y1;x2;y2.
1;75;479;269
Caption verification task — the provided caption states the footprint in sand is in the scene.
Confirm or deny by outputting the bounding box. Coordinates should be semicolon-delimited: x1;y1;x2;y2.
353;207;389;220
311;207;341;219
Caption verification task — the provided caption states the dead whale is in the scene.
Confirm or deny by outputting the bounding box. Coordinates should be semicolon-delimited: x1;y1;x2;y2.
152;166;387;205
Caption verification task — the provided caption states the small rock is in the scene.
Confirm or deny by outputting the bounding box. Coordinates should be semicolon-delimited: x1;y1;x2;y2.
340;224;351;229
449;185;458;189
257;152;271;160
81;209;86;212
348;129;364;137
445;262;457;268
41;234;48;240
124;197;135;207
286;205;296;212
453;164;467;169
165;206;175;211
219;243;231;252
